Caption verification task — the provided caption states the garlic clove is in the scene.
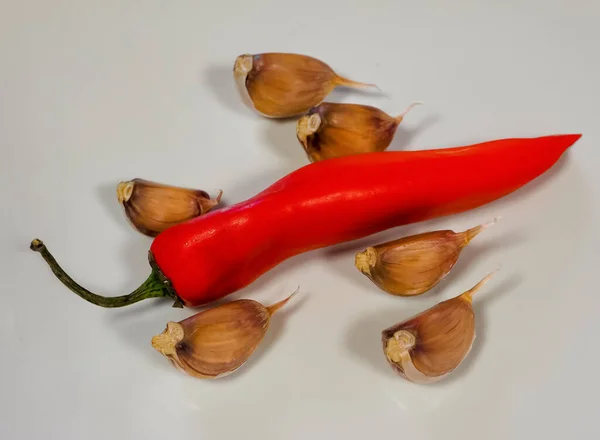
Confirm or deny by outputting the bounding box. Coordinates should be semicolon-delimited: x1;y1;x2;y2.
381;272;496;384
151;292;297;379
233;53;376;118
296;102;421;162
355;219;497;296
116;178;222;237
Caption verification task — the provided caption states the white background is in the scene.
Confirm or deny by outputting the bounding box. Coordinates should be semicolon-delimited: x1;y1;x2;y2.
2;1;599;439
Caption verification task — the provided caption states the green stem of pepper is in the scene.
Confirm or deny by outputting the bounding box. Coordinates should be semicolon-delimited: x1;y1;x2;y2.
29;239;183;308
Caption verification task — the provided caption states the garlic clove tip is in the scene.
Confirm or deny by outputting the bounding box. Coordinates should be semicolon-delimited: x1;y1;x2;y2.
333;74;378;90
462;217;500;243
460;270;498;303
395;101;423;123
215;189;224;203
266;286;300;315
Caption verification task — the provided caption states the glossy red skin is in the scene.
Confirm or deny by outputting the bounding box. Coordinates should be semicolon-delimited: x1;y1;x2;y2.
151;134;580;306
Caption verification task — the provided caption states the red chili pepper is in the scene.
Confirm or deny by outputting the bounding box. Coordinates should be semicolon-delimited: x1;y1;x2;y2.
31;134;581;308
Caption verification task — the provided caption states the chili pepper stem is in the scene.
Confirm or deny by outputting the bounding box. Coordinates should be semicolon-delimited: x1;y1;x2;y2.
29;239;182;308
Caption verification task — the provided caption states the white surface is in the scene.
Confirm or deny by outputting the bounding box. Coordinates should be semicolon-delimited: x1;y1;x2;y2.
2;1;600;439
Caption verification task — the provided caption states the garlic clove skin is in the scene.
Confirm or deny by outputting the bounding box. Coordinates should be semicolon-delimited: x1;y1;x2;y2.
154;300;269;379
233;53;375;118
116;178;222;237
296;102;420;162
233;54;262;116
355;220;496;296
381;272;495;384
151;293;296;379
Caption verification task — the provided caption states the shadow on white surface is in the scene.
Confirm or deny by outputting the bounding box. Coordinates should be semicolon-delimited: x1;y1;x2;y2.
204;251;318;309
260;118;309;165
213;293;309;383
345;303;425;377
326;84;388;102
321;219;527;302
218;166;288;203
88;143;587;391
106;289;310;380
96;181;136;232
388;113;441;152
419;232;526;298
107;298;179;373
441;273;523;384
343;273;523;382
91;140;580;303
320;148;573;260
114;235;156;292
257;102;440;163
203;64;252;117
94;180;178;371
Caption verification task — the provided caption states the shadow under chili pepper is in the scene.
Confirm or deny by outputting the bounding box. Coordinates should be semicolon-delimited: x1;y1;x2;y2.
218;167;287;207
229;251;318;302
324;224;419;258
322;150;574;289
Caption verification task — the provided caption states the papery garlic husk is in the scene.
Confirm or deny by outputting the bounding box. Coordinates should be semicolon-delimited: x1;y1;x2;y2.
355;219;497;296
151;292;296;379
296;102;420;162
116;178;222;237
382;272;495;384
233;53;376;118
